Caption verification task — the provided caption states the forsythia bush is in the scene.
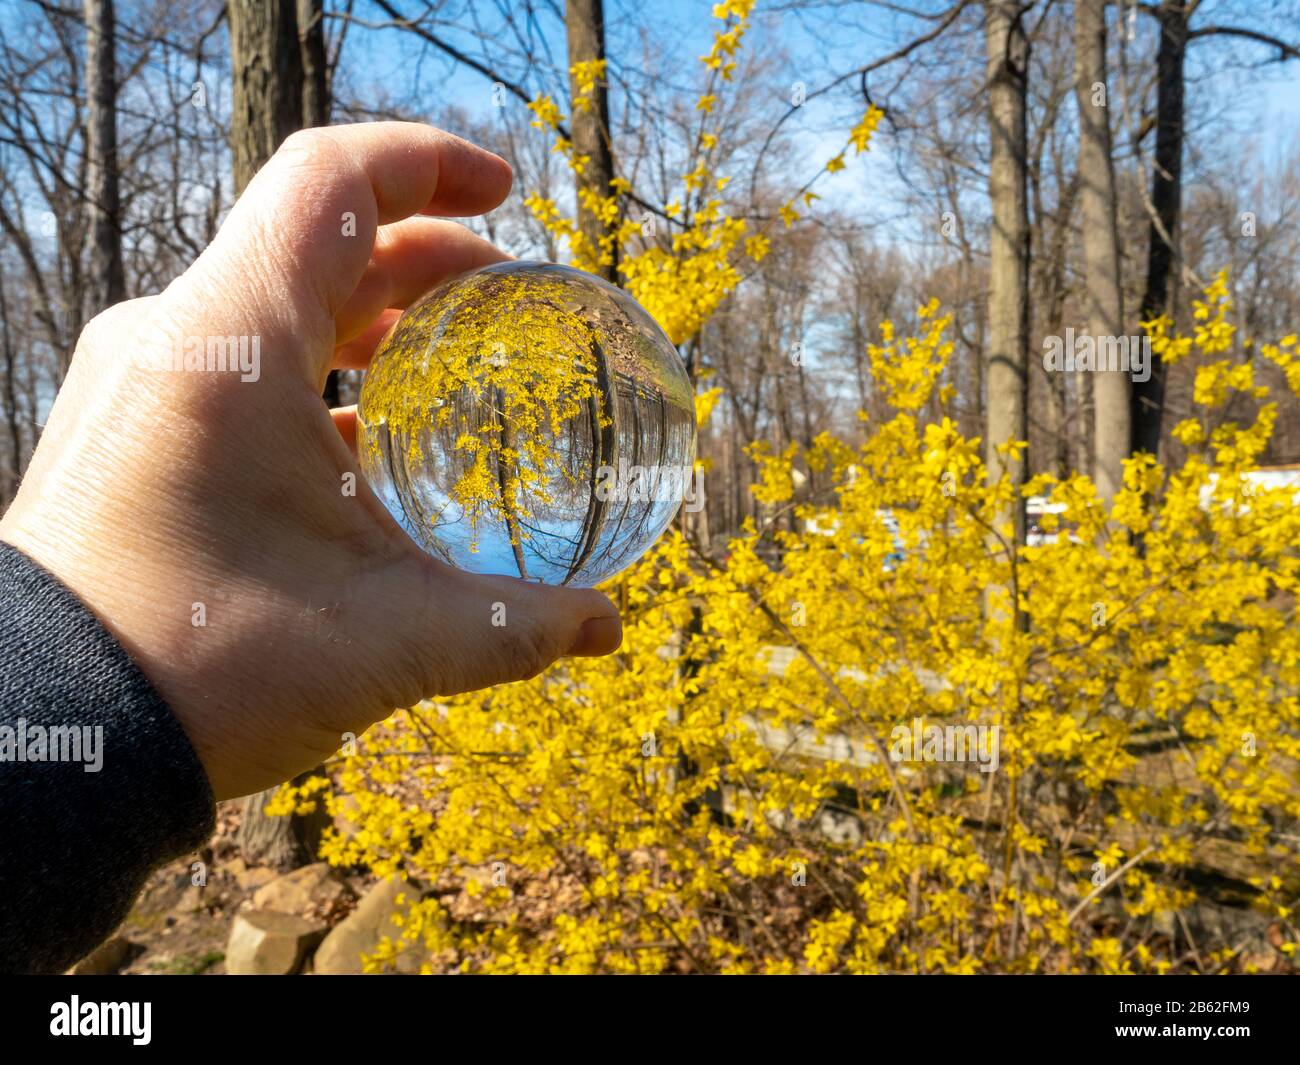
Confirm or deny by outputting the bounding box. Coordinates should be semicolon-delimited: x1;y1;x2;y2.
277;279;1300;974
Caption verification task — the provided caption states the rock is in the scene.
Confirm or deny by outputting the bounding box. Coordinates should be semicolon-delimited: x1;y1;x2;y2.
252;862;350;916
234;865;278;892
313;878;416;975
224;910;326;975
175;884;206;914
392;945;433;975
70;935;133;975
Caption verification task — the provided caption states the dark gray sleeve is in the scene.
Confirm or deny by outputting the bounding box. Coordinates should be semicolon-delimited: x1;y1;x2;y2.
0;540;216;974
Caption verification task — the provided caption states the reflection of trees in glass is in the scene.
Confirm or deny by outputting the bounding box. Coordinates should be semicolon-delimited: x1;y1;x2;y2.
358;262;696;585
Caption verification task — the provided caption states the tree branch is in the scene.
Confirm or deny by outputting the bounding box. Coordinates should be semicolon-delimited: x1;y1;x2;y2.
1187;24;1300;62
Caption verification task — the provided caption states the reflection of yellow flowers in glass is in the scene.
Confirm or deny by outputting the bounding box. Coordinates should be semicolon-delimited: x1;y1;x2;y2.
359;271;610;551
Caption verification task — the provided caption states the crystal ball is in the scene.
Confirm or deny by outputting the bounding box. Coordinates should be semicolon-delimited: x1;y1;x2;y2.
357;261;697;587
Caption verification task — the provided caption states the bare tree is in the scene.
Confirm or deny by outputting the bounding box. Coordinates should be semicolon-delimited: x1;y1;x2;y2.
84;0;124;315
1075;0;1128;499
1129;2;1300;459
0;275;22;504
297;0;330;129
565;0;618;284
984;0;1030;543
229;0;303;195
1131;0;1188;460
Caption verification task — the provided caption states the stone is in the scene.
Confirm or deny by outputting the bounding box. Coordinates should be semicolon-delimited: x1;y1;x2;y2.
224;910;326;975
312;877;417;975
252;862;350;916
175;884;206;914
70;935;133;975
234;865;278;892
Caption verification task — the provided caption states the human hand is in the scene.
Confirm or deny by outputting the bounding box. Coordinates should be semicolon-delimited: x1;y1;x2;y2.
0;122;622;800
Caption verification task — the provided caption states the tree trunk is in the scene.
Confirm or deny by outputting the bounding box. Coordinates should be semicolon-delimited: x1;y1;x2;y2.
229;0;303;196
1132;0;1188;459
984;0;1030;546
1074;0;1129;499
228;0;324;870
236;769;330;872
565;0;619;284
84;0;125;315
0;275;21;506
297;0;330;128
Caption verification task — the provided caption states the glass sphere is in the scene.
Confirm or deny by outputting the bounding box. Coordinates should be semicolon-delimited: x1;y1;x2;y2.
357;261;697;587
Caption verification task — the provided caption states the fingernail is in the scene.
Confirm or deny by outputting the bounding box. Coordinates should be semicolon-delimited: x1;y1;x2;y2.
566;616;622;657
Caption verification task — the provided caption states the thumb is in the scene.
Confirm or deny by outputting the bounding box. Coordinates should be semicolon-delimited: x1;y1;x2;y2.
392;562;623;698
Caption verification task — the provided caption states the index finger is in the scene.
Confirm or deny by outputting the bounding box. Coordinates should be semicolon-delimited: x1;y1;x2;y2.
274;122;513;224
179;122;513;331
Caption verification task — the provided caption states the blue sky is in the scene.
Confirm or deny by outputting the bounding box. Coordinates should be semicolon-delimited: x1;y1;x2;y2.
333;0;1300;248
